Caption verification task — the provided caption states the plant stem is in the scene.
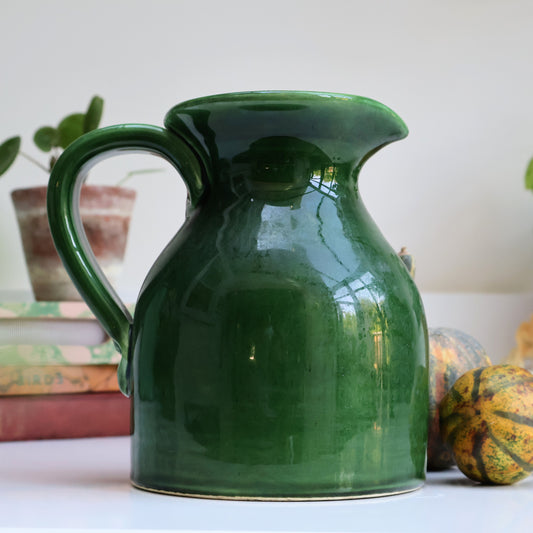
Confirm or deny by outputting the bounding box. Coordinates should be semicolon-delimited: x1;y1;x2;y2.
116;168;165;186
19;151;49;173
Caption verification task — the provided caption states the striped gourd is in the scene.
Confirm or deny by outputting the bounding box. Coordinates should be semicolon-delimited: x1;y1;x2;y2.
439;364;533;484
428;328;491;470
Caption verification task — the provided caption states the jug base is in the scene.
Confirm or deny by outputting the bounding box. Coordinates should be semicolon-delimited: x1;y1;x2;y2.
130;479;424;501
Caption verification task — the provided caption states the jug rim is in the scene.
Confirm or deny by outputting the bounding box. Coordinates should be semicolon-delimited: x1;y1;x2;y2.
171;90;403;116
164;91;408;178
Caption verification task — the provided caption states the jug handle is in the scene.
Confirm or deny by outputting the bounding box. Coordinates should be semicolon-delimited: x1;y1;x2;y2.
47;124;207;396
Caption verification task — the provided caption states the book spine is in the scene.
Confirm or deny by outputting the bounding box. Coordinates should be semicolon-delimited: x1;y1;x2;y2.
0;365;120;396
0;392;131;441
0;343;121;366
0;301;130;365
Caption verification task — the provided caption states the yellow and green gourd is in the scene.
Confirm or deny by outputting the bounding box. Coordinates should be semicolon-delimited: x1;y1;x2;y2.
439;364;533;484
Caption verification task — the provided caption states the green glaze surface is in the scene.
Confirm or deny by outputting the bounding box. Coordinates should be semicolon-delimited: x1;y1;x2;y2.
47;91;428;500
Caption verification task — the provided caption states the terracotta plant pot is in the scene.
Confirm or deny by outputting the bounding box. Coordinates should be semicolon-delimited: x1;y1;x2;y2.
11;185;136;301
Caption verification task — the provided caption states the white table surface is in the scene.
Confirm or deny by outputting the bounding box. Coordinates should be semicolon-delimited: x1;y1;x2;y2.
0;436;531;533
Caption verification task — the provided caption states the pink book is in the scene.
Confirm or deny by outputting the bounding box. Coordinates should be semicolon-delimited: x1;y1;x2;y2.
0;392;131;441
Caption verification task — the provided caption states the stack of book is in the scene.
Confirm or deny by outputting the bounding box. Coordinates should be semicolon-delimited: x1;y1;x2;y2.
0;301;131;441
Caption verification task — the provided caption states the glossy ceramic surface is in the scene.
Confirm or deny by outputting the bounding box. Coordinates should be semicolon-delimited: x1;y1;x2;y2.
47;91;428;500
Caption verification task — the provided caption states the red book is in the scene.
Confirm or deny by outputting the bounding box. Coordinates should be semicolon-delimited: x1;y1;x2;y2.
0;392;131;441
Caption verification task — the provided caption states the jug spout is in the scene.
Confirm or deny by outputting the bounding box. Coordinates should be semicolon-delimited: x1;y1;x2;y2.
164;91;408;190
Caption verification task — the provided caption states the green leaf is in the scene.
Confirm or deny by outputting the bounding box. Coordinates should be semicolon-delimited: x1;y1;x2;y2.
526;158;533;191
33;126;59;152
84;95;104;132
0;136;21;176
57;113;85;149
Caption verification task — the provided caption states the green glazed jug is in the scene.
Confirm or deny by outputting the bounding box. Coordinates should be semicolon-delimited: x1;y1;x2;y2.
47;91;428;500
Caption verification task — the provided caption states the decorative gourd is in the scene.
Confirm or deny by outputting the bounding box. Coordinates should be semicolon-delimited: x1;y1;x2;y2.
427;328;492;470
439;364;533;484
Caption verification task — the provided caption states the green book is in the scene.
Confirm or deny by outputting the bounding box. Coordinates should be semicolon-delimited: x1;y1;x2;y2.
0;301;122;366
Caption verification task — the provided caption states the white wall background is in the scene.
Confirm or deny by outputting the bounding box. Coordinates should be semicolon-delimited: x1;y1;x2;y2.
2;0;533;298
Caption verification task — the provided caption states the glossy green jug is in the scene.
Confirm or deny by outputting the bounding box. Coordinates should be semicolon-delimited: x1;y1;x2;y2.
47;91;428;500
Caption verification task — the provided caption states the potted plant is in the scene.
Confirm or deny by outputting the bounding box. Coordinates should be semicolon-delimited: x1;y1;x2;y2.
0;96;136;301
525;158;533;192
